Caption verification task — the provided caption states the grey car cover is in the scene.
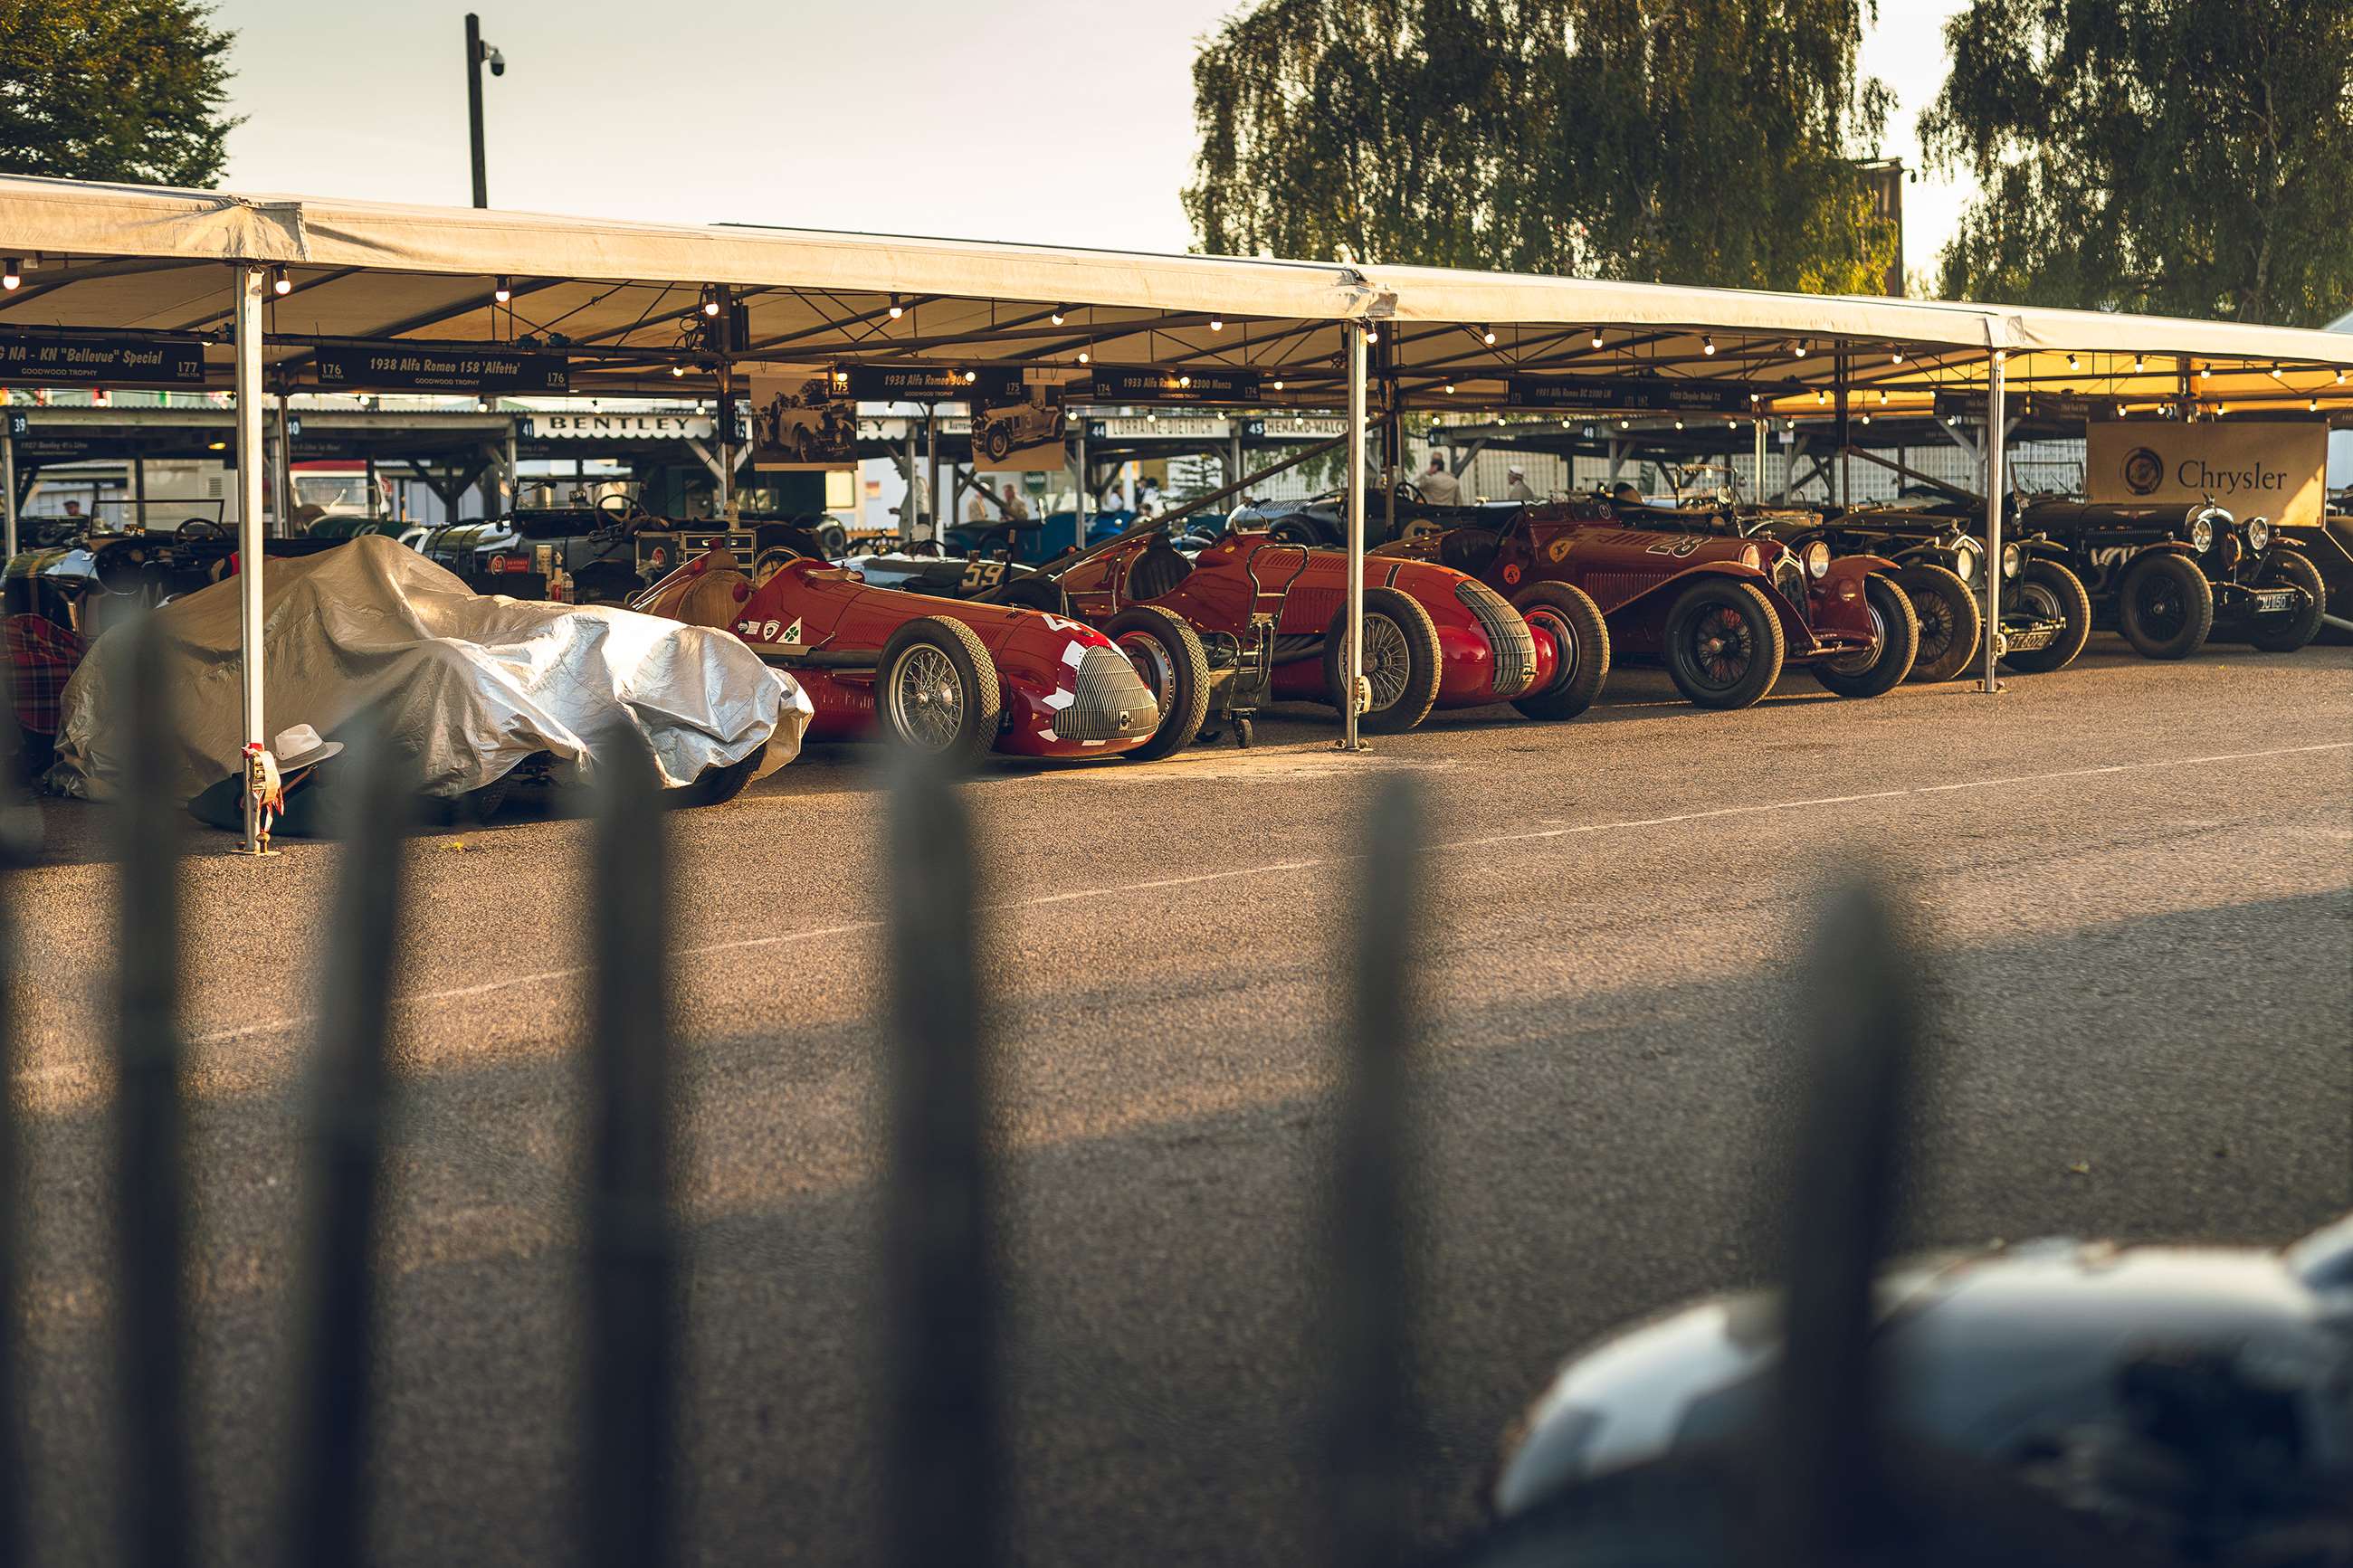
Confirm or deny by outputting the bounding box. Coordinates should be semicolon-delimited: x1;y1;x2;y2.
48;534;812;800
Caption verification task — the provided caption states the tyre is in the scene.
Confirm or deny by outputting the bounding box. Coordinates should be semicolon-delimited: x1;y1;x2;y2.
983;424;1013;461
1106;604;1211;761
1510;581;1611;720
2245;549;2326;653
1809;574;1919;698
668;743;767;808
2117;551;2215;660
1321;586;1441;734
1662;578;1785;709
815;521;850;558
1896;564;1980;683
876;615;1002;765
1999;559;2093;674
1268;517;1324;547
455;772;511;824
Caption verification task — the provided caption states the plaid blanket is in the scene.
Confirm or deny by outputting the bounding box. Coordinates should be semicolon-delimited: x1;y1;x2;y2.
6;613;86;736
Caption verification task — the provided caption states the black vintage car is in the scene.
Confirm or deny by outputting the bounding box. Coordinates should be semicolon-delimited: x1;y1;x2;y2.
2279;503;2352;642
417;496;660;603
2013;498;2325;659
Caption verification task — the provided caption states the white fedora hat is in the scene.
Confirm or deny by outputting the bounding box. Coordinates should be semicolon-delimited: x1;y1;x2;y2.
271;723;345;772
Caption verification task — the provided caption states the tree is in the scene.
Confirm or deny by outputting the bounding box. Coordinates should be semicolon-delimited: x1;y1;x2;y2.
1920;0;2353;328
0;0;238;187
1185;0;1899;294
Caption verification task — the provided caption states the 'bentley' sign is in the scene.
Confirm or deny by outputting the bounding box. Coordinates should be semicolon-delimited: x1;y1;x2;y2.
2086;422;2328;526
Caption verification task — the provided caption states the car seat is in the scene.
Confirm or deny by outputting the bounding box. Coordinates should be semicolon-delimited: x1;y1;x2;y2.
1126;537;1194;600
1439;527;1502;575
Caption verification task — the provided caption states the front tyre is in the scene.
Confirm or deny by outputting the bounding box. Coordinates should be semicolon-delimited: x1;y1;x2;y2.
1809;574;1919;698
1322;586;1442;733
876;615;1002;765
1510;581;1611;720
1895;564;1980;683
1107;604;1211;760
1662;578;1785;709
668;743;767;808
2117;551;2215;659
2246;549;2326;652
1998;559;2093;674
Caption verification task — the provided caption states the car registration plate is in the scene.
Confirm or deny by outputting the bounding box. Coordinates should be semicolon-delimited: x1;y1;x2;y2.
2252;589;2299;613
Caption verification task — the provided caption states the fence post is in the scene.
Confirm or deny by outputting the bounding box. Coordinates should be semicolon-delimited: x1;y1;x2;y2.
112;619;190;1568
0;718;23;1568
1322;775;1422;1568
283;728;410;1568
881;748;1000;1568
583;744;677;1568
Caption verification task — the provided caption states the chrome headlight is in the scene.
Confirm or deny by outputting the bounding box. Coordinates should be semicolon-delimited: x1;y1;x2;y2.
1801;540;1832;580
2187;515;2215;552
1949;541;1979;583
2001;542;2023;579
2246;516;2272;552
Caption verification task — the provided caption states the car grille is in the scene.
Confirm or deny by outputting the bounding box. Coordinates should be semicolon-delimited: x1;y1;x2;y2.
1773;559;1806;606
1059;644;1159;741
1454;578;1538;698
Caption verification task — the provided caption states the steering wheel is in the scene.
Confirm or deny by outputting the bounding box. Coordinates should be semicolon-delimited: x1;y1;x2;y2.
176;518;226;544
595;493;646;531
1394;480;1428;503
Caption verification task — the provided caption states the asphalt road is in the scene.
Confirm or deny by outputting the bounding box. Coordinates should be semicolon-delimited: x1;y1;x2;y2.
9;634;2351;1566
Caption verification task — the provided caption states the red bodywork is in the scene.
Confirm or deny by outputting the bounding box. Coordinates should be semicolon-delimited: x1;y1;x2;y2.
1057;530;1555;708
636;550;1156;758
1376;499;1892;663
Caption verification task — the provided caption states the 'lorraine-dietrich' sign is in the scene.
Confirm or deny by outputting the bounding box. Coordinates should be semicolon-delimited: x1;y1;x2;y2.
2085;421;2329;527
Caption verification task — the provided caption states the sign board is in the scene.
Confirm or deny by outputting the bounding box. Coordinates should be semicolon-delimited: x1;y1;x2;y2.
1936;390;2120;424
313;343;568;394
748;369;856;470
970;381;1071;472
1090;366;1262;404
2086;421;2329;526
1085;415;1234;441
846;365;1024;403
526;412;717;442
0;333;207;388
1508;376;1754;414
1245;416;1349;440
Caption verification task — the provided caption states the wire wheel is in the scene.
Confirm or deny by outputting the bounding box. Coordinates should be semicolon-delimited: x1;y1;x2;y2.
2130;572;2189;640
1362;612;1414;712
886;643;967;752
1689;603;1757;689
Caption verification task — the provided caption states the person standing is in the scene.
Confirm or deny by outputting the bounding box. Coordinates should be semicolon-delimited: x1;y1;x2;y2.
1001;481;1028;521
1416;453;1462;505
1505;465;1538;502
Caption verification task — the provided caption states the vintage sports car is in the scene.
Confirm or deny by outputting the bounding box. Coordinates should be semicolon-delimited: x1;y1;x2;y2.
970;385;1068;462
1227;485;1516;549
633;542;1161;765
2280;507;2353;642
2013;499;2324;658
418;496;662;604
1376;499;1918;709
48;535;805;811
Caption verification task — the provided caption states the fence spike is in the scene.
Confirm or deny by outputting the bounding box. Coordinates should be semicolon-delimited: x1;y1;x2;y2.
283;724;410;1568
1323;774;1422;1568
1760;871;1919;1566
881;745;999;1568
584;739;676;1568
112;616;189;1568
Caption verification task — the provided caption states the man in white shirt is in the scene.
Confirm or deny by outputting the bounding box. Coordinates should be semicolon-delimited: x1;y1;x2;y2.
1506;465;1538;502
1416;453;1462;505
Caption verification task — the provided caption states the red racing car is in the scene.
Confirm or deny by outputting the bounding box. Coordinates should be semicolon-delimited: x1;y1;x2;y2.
634;546;1159;765
1375;499;1916;709
969;525;1610;753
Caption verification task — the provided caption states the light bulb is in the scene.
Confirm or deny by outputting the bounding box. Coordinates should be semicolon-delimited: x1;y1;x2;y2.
1050;308;1066;326
2132;355;2144;373
1209;318;1224;332
1589;328;1604;348
271;264;291;296
1078;349;1091;365
493;276;511;303
1891;349;1904;365
963;369;976;383
1;258;18;290
1364;328;1379;344
670;363;685;377
1481;326;1497;346
1272;378;1284;391
1443;383;1455;394
1701;336;1716;356
1878;390;1888;405
886;296;903;319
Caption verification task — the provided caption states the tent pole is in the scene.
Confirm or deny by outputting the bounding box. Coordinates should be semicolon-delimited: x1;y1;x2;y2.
1980;351;2006;694
1752;414;1767;504
233;266;271;853
1834;348;1850;510
2;421;16;560
901;420;918;544
273;389;292;537
503;417;519;517
1340;323;1368;753
133;453;148;532
1072;410;1089;545
925;404;939;543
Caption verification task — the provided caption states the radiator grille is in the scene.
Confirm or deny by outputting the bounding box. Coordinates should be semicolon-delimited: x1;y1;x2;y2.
1454;578;1538;698
1059;644;1158;741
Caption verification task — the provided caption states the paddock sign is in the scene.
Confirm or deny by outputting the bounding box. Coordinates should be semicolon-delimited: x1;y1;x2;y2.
2086;422;2329;526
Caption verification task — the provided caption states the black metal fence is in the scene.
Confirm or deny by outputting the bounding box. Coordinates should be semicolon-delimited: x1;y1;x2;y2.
0;621;2141;1568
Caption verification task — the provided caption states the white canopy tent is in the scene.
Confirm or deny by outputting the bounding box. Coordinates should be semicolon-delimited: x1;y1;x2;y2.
3;174;2348;841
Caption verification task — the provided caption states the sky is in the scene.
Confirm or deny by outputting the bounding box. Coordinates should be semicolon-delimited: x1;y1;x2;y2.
214;0;1977;285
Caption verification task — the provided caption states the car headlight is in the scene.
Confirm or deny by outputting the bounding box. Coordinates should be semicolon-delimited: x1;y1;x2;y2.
2001;542;2023;579
2187;515;2215;552
1801;541;1832;580
1949;541;1979;583
2246;517;2272;552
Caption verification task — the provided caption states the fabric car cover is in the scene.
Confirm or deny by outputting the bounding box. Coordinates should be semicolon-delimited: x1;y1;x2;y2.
47;535;813;801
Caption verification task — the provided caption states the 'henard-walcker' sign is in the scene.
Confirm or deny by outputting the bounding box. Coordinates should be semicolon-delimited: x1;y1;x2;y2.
2086;422;2329;526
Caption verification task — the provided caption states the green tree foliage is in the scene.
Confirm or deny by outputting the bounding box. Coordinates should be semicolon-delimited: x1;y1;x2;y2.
1921;0;2353;327
0;0;238;187
1185;0;1898;293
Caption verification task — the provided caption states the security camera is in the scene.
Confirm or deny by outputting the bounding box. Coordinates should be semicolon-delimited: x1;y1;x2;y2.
486;45;506;76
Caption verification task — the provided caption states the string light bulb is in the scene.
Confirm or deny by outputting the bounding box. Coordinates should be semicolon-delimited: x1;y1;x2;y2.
1;258;18;290
1795;339;1810;358
1364;328;1379;344
2197;365;2211;380
886;295;903;319
1050;306;1066;326
271;264;291;297
1078;348;1091;365
1891;348;1904;365
1481;325;1498;346
492;276;512;303
1209;317;1224;332
1271;377;1283;391
1443;382;1456;394
1590;328;1605;348
962;369;977;383
2067;353;2080;371
1877;389;1889;405
1702;336;1716;356
2132;354;2144;373
670;363;685;378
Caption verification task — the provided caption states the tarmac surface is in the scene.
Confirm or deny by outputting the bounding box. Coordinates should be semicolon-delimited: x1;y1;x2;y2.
8;633;2352;1566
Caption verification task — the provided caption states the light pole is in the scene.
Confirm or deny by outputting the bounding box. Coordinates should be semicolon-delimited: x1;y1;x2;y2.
464;14;505;208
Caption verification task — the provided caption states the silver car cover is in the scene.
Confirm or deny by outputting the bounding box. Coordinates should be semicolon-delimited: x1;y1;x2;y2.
48;534;813;800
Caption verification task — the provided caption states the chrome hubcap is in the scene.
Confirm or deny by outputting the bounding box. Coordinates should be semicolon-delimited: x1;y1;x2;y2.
1362;613;1412;710
887;644;966;751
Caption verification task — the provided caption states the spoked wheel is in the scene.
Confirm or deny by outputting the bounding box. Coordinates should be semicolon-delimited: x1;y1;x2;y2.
1511;581;1611;720
2245;549;2326;652
1321;586;1442;733
1896;564;1981;683
2117;552;2215;659
1662;579;1785;709
876;615;1002;765
1808;575;1919;698
1107;604;1210;760
1999;559;2093;674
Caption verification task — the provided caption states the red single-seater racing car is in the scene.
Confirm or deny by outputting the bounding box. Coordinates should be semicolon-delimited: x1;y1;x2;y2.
1375;499;1916;709
634;546;1160;764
